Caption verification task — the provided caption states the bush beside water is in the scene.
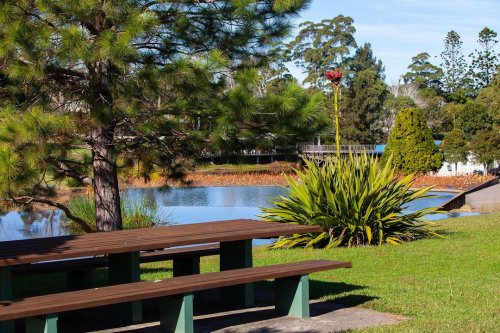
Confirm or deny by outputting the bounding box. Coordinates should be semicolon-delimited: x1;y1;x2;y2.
261;153;443;248
65;195;158;233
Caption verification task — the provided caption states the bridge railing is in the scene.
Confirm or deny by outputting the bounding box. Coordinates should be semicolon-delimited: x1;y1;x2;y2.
299;144;378;154
200;147;298;158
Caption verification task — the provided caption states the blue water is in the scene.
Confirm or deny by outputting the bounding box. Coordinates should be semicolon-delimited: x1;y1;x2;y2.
0;186;476;242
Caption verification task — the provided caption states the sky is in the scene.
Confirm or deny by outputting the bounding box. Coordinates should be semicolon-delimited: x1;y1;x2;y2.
288;0;500;84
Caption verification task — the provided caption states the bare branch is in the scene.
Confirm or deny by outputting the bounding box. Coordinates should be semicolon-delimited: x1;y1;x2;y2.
5;197;95;233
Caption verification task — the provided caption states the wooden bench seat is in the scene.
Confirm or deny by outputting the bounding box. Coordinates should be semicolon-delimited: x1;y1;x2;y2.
0;260;351;333
12;243;220;276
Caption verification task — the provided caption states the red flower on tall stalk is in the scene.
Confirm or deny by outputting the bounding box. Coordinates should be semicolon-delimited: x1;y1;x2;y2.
325;68;342;86
325;68;343;158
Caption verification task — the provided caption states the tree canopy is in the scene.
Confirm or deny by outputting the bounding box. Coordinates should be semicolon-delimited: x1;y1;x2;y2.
442;129;468;173
286;15;357;89
403;52;443;91
0;0;310;231
469;27;499;90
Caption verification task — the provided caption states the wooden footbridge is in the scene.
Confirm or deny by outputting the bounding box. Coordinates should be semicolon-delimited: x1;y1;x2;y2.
298;144;384;158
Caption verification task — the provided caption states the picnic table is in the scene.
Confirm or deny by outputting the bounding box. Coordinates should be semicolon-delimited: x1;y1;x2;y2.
0;219;321;330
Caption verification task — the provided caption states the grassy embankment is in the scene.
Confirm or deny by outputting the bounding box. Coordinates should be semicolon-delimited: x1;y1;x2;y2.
13;213;499;332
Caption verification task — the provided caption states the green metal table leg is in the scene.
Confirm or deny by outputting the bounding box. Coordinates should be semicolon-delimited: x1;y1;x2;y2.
160;293;194;333
108;252;142;323
220;240;254;307
0;267;14;333
173;258;200;277
275;275;310;318
25;314;58;333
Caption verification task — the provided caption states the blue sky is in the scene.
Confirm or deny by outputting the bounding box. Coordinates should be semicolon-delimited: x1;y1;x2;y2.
288;0;500;84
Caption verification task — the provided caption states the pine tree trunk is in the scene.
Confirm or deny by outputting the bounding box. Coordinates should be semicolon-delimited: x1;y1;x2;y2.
89;59;123;232
91;124;123;231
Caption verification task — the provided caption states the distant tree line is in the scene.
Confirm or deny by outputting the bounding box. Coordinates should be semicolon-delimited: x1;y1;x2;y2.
402;28;500;172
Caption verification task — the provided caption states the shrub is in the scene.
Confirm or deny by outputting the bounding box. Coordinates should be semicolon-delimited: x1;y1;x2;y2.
65;194;158;233
442;129;468;173
470;129;500;169
381;107;442;173
260;154;442;248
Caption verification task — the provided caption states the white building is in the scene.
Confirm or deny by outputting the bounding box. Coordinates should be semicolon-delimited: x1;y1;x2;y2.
437;154;497;176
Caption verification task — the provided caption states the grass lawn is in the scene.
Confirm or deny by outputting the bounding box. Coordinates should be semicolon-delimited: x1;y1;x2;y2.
145;213;499;332
13;213;499;332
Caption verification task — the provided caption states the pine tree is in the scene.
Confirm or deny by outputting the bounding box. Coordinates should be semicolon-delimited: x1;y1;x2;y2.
470;27;499;90
341;69;388;143
348;43;385;80
381;108;443;173
0;0;308;231
212;69;328;153
440;31;470;99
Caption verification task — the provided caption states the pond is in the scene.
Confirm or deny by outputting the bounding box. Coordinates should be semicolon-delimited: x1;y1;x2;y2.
0;186;476;243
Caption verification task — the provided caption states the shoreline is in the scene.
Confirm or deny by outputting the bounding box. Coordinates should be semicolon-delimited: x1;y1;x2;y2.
5;171;495;212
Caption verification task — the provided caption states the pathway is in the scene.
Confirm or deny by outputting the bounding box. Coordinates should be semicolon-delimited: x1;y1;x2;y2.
84;301;406;333
466;183;500;211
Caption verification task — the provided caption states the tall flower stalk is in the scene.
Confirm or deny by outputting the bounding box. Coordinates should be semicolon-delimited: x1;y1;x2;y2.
325;69;342;158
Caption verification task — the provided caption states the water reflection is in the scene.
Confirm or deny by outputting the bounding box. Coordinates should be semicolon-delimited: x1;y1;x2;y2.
0;210;68;241
0;187;476;242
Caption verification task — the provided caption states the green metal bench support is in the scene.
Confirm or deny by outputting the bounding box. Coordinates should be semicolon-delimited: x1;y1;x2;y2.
275;275;310;318
220;240;254;307
160;293;194;333
25;314;58;333
108;252;142;323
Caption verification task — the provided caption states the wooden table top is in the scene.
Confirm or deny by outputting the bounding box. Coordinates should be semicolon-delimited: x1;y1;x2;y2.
0;219;321;267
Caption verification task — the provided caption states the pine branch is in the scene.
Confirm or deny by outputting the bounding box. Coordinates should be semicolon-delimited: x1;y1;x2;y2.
46;157;93;185
5;196;94;233
45;65;87;80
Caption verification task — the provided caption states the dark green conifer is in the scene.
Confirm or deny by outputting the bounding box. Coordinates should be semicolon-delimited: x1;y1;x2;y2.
381;108;443;173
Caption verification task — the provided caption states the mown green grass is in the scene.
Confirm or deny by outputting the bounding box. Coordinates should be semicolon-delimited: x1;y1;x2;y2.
143;213;500;333
13;213;499;332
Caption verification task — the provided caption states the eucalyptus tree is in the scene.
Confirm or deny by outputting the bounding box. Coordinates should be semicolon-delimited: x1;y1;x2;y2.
286;15;357;89
0;0;309;231
403;52;443;92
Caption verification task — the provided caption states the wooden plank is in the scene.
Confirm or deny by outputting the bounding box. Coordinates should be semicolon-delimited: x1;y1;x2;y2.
0;260;351;320
12;244;220;276
0;221;314;257
0;220;321;266
2;260;351;312
1;221;314;256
